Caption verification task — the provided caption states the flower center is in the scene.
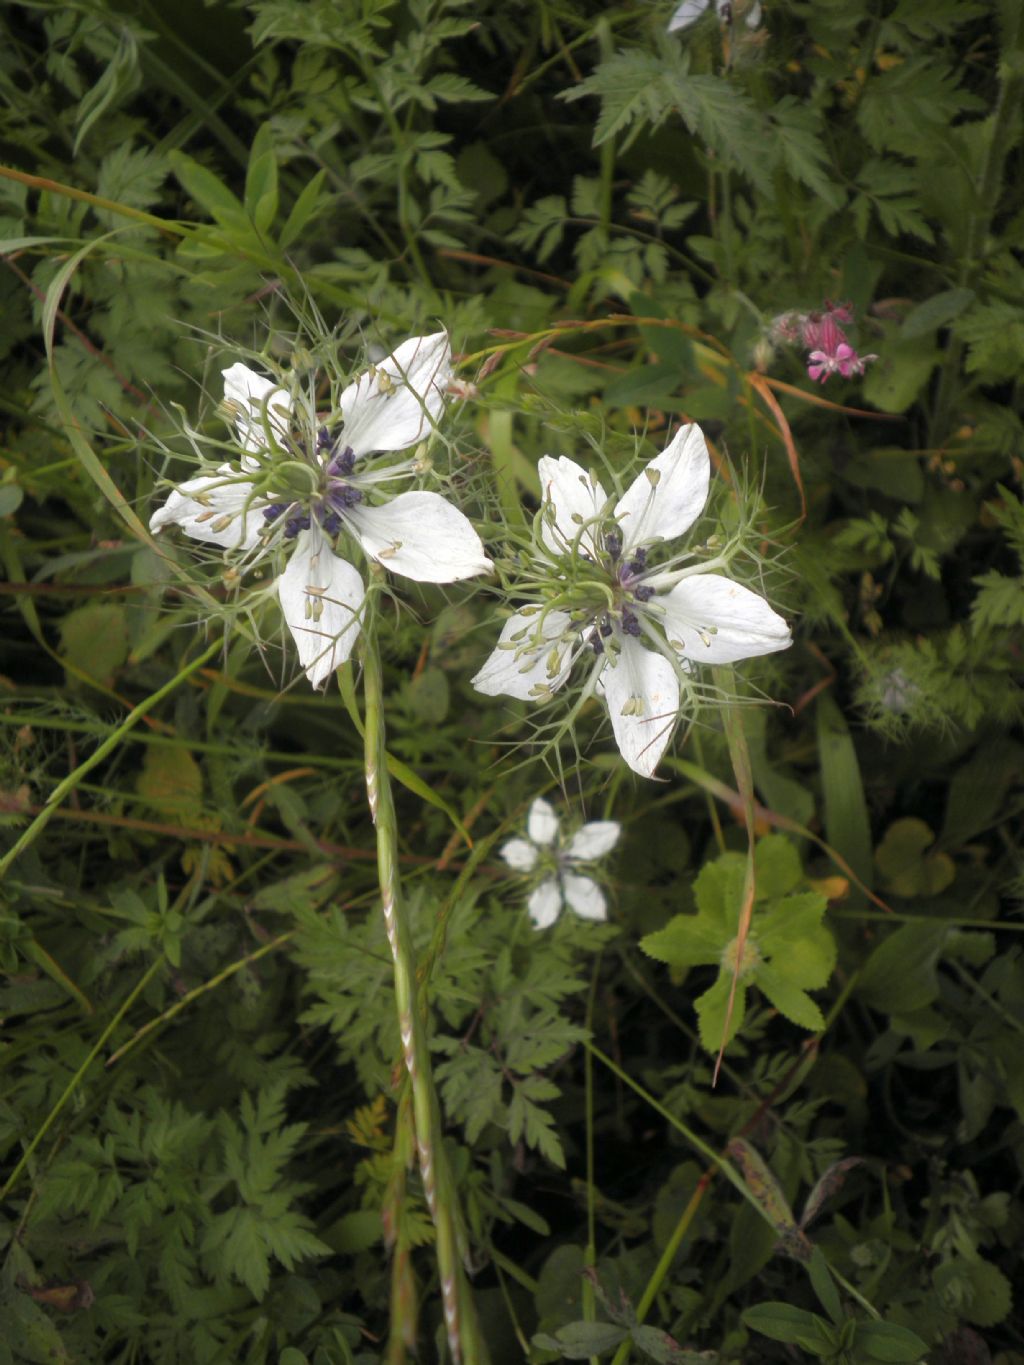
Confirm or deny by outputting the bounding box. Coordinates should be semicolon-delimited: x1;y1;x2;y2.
261;431;364;540
582;523;656;655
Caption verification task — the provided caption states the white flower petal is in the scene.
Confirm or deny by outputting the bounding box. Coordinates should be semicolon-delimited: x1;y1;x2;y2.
500;838;539;872
659;574;792;665
337;332;451;458
222;363;290;456
601;636;680;779
527;797;560;847
537;456;609;557
566;821;621;861
562;873;608;921
149;466;265;550
277;527;365;688
668;0;710;30
471;609;577;701
614;425;710;552
669;0;759;32
345;491;492;582
528;878;563;930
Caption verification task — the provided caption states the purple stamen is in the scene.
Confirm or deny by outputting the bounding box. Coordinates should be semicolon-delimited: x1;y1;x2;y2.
327;444;356;478
328;484;363;511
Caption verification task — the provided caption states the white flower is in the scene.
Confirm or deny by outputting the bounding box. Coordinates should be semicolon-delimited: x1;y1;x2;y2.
150;333;492;687
472;424;791;779
500;797;620;930
668;0;762;34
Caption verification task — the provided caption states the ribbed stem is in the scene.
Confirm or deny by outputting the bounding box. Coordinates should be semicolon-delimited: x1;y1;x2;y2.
361;629;484;1364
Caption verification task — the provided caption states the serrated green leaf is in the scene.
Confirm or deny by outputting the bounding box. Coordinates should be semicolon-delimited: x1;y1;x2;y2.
753;835;803;899
758;893;835;989
771;98;845;209
695;970;745;1052
934;1256;1013;1328
640;913;726;968
755;965;826;1033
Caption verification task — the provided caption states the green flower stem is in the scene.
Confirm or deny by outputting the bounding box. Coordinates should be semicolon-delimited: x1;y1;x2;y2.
361;627;485;1365
609;1173;711;1365
0;639;221;881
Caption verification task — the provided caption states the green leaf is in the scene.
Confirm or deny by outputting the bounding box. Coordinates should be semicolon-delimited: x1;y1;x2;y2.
933;1256;1013;1328
323;1209;381;1254
901;287;975;338
244;123;279;235
60;603;129;685
279;168;329;249
770;98;845;209
806;1247;843;1325
532;1322;629;1358
753;835;803;899
844;449;924;504
742;1302;833;1350
755;965;826;1033
941;738;1024;844
630;1325;708;1364
0;483;23;517
726;1139;805;1250
874;817;954;896
758;894;836;989
640;913;726;969
819;693;873;906
957;300;1024;381
136;746;203;821
73;28;141;156
695;970;745;1052
856;920;949;1013
694;852;746;922
169;151;250;234
862;337;940;413
855;1320;930;1361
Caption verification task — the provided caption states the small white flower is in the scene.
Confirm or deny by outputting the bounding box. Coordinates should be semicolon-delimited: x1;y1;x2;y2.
668;0;762;34
150;333;492;687
500;797;620;930
472;425;791;779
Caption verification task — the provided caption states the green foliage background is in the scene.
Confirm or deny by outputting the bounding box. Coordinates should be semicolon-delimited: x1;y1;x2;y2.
1;0;1022;1361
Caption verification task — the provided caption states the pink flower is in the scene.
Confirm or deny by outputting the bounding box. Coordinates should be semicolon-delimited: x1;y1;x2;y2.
767;300;876;384
804;314;877;383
